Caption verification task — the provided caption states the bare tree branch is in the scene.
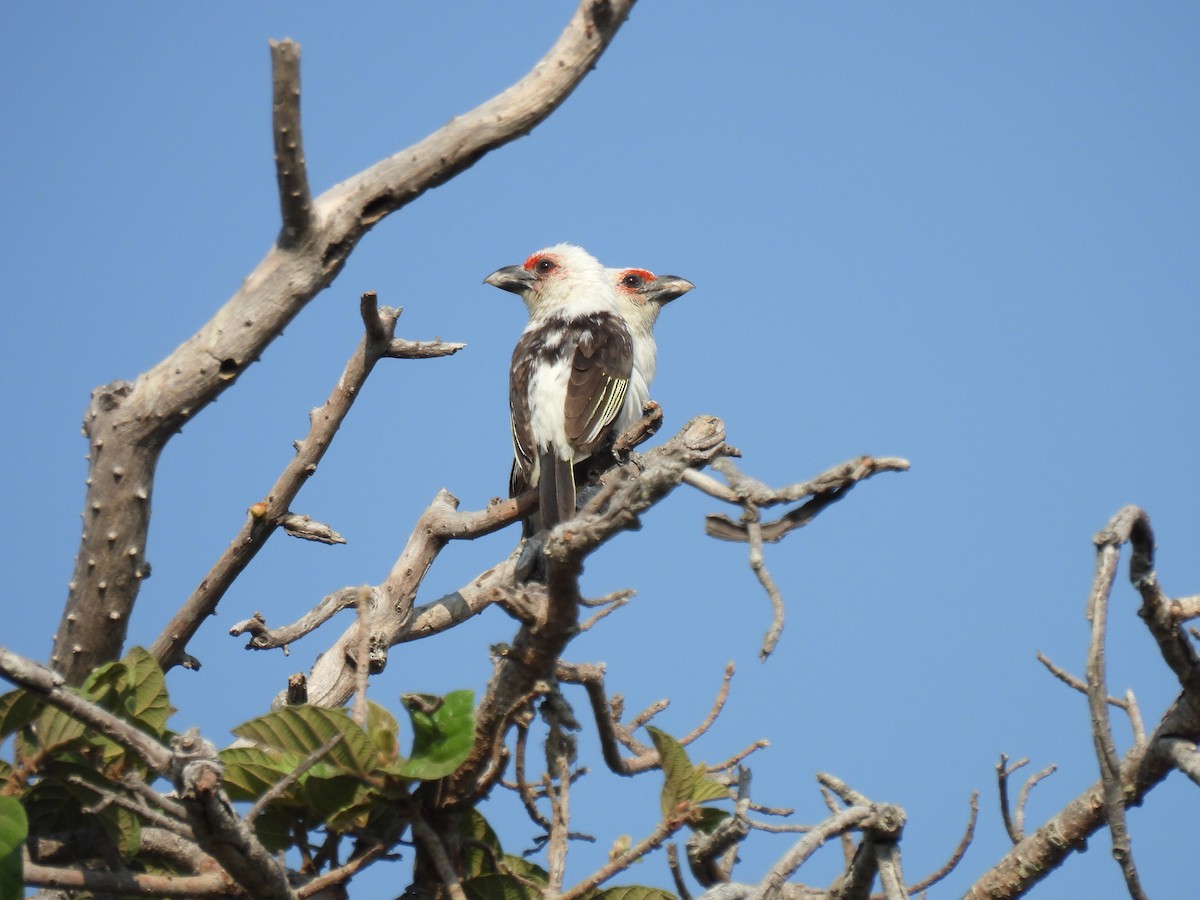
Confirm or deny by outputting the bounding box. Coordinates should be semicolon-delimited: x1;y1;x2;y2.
995;754;1028;844
269;39;313;246
152;295;461;673
966;688;1200;897
55;0;639;684
1087;508;1149;899
23;856;238;898
700;456;909;544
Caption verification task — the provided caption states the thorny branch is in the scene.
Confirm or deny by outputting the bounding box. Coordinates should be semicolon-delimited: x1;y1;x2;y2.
55;0;639;685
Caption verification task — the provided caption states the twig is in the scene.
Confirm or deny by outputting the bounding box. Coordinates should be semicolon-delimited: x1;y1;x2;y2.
667;843;694;900
683;662;736;745
66;774;190;838
707;741;770;774
754;805;875;900
1087;508;1148;900
1014;764;1057;839
411;816;469;900
512;720;551;830
1036;651;1144;743
819;783;856;867
152;294;461;672
295;843;390;898
702;456;910;544
561;815;688;900
887;792;977;896
246;732;345;824
231;587;366;652
996;754;1028;844
579;590;634;632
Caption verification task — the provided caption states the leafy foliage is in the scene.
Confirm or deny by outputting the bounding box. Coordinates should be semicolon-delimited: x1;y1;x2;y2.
646;726;731;826
397;690;476;780
0;796;27;900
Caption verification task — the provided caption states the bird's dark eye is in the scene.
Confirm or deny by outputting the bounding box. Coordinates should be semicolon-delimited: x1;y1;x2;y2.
536;258;557;275
621;273;644;289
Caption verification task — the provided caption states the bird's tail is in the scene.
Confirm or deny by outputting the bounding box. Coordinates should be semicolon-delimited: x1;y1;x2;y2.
538;451;576;532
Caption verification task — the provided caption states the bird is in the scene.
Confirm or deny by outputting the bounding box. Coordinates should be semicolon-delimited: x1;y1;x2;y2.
484;244;635;533
608;267;695;439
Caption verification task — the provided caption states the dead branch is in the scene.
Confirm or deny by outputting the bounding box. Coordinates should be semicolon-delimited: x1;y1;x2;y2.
1087;508;1149;899
699;455;909;544
995;754;1027;844
445;416;730;806
880;792;978;898
1014;764;1057;840
755;804;877;900
271;493;535;709
692;455;906;657
22;857;239;898
152;294;461;673
1036;651;1143;742
964;508;1200;900
55;0;639;685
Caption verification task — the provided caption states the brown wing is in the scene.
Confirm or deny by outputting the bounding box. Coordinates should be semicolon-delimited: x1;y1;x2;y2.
563;313;633;455
509;332;537;493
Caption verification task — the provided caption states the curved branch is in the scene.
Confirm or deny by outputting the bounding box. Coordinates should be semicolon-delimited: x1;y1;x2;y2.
152;295;460;672
55;0;638;684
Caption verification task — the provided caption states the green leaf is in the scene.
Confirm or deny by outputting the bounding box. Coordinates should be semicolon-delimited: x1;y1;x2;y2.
0;796;28;900
119;647;173;736
646;727;696;818
645;727;730;821
219;746;302;802
0;691;41;741
593;888;677;900
460;808;503;877
690;763;732;805
105;804;142;860
462;873;537;900
691;807;730;835
502;854;547;887
249;804;295;854
35;703;87;754
303;774;364;821
232;706;376;778
365;700;402;766
397;690;475;781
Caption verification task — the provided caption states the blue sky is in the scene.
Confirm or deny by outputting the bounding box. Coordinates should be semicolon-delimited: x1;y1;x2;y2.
2;3;1197;897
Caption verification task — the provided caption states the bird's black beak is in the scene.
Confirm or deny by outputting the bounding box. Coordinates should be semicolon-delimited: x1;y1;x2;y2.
484;265;536;295
647;275;695;305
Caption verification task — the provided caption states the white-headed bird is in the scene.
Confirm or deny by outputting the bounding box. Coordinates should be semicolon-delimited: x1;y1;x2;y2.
485;244;634;532
608;267;695;437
